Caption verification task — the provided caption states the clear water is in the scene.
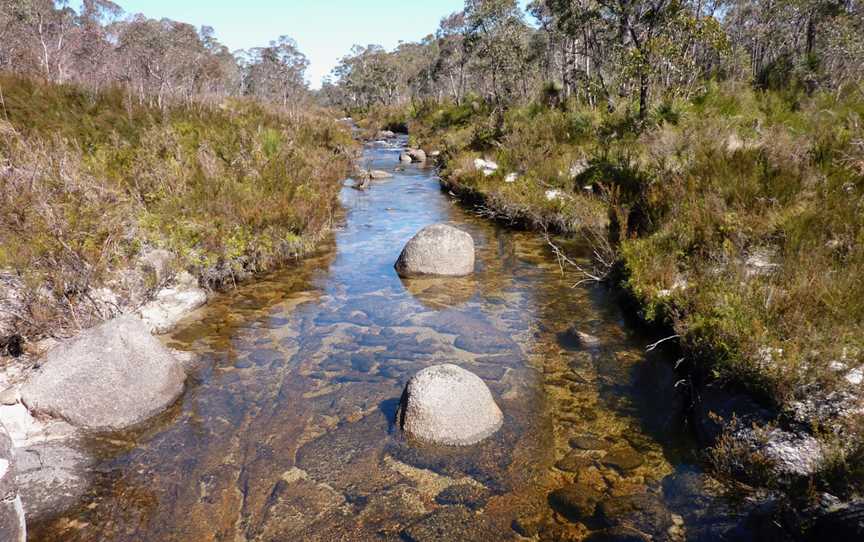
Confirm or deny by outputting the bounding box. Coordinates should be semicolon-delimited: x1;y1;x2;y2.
30;140;745;541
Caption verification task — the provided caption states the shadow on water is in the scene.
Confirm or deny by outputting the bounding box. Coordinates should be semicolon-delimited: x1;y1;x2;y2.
30;138;750;541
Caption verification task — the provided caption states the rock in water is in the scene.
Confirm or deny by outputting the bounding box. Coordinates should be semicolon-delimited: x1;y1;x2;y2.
20;315;186;431
0;424;25;542
138;271;207;335
407;148;427;163
548;483;604;522
369;169;393;179
397;364;502;446
395;224;475;277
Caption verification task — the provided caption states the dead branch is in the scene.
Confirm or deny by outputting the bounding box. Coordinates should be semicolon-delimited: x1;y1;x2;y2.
544;231;609;286
646;334;681;352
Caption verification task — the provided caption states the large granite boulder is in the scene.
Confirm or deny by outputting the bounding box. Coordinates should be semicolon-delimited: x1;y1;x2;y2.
0;424;25;542
21;315;186;431
395;224;475;277
397;364;503;446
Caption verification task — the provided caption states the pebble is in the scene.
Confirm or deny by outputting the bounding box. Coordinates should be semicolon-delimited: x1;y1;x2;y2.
570;435;611;451
601;447;645;472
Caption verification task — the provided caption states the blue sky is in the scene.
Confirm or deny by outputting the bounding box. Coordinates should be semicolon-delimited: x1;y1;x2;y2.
112;0;470;88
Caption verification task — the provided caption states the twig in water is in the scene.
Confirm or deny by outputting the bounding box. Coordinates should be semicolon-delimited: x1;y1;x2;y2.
544;231;606;286
646;334;681;352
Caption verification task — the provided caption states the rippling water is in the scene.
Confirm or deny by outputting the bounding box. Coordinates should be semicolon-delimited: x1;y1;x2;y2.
31;139;746;541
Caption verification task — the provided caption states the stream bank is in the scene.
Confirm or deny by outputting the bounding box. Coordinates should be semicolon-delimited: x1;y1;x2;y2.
435;150;864;539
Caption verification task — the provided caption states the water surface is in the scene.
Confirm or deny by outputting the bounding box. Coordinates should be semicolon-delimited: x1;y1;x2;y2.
31;139;744;541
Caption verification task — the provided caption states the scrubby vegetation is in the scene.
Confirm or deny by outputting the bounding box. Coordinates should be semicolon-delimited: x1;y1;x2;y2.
323;0;864;499
0;74;352;339
349;81;864;494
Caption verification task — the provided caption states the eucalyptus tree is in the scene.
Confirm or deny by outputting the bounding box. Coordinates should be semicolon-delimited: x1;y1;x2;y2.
725;0;864;91
434;11;471;103
0;0;77;81
331;44;403;109
243;36;309;110
463;0;535;103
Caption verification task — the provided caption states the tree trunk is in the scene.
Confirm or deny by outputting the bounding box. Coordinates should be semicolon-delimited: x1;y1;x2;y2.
638;70;648;119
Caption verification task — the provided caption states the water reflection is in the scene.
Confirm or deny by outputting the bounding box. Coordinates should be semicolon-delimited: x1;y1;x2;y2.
30;140;746;541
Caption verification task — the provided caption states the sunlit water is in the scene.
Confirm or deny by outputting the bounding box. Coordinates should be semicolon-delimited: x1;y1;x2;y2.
30;140;746;541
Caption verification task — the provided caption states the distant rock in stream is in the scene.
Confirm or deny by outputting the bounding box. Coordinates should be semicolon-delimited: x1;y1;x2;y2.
395;224;475;277
369;169;393;179
397;364;502;446
20;315;186;432
400;148;427;163
557;325;601;350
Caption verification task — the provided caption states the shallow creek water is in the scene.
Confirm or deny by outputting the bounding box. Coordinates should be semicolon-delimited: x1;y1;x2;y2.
31;140;747;541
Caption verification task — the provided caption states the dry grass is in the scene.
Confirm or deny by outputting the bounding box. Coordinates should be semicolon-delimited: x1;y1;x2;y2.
0;74;354;340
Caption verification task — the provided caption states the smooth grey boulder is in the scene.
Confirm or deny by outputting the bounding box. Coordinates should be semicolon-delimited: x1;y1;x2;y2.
407;148;427;162
0;424;25;542
395;224;475;277
369;169;393;179
20;315;186;432
397;364;503;446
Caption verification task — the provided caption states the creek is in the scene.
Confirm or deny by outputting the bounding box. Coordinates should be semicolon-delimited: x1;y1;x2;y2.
31;138;747;541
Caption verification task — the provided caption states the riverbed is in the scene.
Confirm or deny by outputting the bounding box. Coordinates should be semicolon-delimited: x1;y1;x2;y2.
30;139;747;541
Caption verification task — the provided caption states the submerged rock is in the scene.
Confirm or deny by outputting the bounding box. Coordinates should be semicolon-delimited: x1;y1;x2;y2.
548;483;604;522
557;326;601;350
584;526;650;542
597;493;673;539
570;435;612;451
395;224;475;277
20;315;186;431
397;364;503;446
401;506;491;541
555;450;594;472
601;447;645;472
434;483;491;510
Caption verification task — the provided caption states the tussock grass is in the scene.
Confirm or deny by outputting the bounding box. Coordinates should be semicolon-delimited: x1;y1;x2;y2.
0;74;353;339
379;84;864;492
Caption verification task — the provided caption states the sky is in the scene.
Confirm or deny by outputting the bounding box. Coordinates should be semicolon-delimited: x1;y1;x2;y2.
112;0;469;88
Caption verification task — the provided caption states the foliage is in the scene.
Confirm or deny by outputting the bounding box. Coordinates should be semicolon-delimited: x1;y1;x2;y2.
398;76;864;429
0;1;314;109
